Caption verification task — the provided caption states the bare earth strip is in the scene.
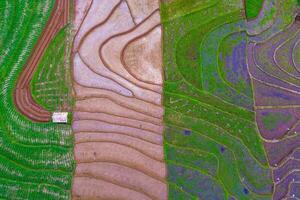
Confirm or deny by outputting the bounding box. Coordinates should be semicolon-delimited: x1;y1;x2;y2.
72;0;167;199
14;0;69;122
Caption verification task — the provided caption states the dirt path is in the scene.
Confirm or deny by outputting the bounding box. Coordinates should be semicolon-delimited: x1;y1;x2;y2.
14;0;69;122
72;0;167;199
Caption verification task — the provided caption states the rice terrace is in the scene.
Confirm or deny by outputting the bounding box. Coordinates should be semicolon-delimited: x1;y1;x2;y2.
0;0;300;199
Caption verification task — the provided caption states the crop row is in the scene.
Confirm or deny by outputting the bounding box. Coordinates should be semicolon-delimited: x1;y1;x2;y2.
0;1;74;199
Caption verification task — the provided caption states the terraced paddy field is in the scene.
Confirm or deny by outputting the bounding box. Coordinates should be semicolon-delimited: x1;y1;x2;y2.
2;0;300;199
161;0;300;199
0;0;74;199
72;0;166;199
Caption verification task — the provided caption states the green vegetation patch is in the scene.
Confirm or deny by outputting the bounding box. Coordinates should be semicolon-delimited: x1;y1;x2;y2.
245;0;264;20
31;25;73;113
0;1;74;199
161;0;273;199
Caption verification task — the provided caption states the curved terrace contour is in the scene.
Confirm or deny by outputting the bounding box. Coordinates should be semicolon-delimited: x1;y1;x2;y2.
14;0;69;122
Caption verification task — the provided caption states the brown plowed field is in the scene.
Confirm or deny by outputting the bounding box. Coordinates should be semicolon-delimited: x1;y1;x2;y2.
14;0;69;122
72;0;167;199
